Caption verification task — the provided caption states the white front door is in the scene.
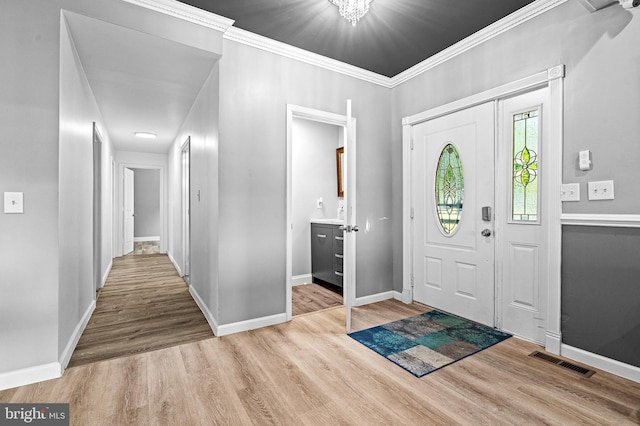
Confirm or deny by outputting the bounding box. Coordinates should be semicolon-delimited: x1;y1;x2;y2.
497;88;549;344
123;167;135;255
412;102;495;327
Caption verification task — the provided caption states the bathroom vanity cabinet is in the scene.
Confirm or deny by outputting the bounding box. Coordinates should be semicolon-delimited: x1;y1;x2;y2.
310;222;344;289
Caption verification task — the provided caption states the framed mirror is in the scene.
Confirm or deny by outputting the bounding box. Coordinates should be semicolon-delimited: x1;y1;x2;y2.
336;147;344;198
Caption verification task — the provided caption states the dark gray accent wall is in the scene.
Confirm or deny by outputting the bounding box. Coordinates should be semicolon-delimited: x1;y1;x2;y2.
562;226;640;368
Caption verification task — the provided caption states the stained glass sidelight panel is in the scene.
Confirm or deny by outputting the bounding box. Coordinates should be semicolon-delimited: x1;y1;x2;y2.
435;144;464;235
512;110;539;222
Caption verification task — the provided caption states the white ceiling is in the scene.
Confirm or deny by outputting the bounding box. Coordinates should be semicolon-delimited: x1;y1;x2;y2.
64;12;219;154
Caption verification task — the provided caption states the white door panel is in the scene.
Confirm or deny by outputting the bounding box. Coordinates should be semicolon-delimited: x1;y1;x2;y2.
123;167;134;255
498;88;549;343
412;102;495;327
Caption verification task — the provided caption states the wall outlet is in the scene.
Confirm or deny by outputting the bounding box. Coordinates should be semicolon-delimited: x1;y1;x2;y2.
561;183;580;202
588;180;614;200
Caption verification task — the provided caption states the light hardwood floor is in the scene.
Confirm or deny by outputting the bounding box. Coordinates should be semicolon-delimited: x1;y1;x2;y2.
292;283;343;316
68;254;214;367
2;299;639;425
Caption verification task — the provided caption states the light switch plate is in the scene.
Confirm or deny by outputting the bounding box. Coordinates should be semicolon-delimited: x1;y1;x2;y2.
588;180;614;200
561;183;580;202
4;192;24;214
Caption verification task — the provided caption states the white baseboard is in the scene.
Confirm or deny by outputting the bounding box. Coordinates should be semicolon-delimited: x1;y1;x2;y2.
545;331;562;355
59;300;96;370
217;313;287;337
167;251;182;277
0;362;61;391
354;290;402;307
292;274;312;286
189;286;219;335
134;236;160;242
561;344;640;383
101;260;113;289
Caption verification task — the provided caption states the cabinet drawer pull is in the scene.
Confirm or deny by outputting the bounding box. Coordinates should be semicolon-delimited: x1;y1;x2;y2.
317;234;327;238
335;236;344;241
334;254;343;259
335;271;344;277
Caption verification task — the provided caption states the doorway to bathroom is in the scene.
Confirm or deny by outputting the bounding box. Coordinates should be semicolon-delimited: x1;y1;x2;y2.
286;104;357;326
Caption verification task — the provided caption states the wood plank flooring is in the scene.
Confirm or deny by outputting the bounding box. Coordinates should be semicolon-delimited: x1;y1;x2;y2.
292;283;343;316
3;299;640;425
67;254;214;368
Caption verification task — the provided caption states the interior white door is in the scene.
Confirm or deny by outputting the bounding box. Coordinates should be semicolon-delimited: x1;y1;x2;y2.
344;99;357;333
412;102;495;327
498;88;549;344
123;167;135;255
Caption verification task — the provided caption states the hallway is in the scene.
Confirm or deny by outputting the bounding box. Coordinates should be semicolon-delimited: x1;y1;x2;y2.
68;254;214;368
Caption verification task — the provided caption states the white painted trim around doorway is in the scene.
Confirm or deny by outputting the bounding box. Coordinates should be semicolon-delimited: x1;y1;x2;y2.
285;104;351;322
402;65;565;355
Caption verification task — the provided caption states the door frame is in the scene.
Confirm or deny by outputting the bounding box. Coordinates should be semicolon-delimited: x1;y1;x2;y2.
402;65;565;354
114;162;167;257
181;137;191;282
285;104;356;323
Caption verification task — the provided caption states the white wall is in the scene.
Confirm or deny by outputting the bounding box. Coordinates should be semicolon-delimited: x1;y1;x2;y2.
218;39;393;325
292;118;341;277
132;168;160;238
390;1;640;292
58;13;116;366
114;151;167;255
168;64;220;322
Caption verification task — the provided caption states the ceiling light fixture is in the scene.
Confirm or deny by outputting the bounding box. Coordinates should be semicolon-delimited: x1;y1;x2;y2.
329;0;372;26
134;132;157;139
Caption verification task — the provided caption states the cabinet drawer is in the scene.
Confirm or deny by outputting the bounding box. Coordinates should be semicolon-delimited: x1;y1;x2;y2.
334;252;343;272
333;228;344;253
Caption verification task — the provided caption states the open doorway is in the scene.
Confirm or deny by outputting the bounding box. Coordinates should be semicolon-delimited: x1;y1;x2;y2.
181;137;191;284
286;104;357;326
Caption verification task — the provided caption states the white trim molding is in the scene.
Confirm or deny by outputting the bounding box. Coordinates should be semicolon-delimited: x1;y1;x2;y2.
125;0;568;89
224;27;390;87
134;236;161;242
402;65;565;356
102;259;113;288
217;313;288;337
291;274;312;287
562;344;640;383
0;363;62;392
353;290;404;307
189;286;219;336
561;213;640;228
389;0;569;87
59;301;96;370
119;0;235;32
167;251;182;277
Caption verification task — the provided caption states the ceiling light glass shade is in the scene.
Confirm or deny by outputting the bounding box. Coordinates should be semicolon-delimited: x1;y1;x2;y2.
329;0;372;26
134;132;157;139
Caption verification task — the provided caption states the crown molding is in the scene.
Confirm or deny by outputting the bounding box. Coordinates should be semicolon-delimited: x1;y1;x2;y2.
121;0;567;88
223;27;391;88
120;0;235;33
388;0;570;88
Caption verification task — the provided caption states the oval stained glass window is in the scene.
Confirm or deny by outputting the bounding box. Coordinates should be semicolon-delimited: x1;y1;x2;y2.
435;144;464;235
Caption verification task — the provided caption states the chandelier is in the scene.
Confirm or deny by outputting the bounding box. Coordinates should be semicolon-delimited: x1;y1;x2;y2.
329;0;373;26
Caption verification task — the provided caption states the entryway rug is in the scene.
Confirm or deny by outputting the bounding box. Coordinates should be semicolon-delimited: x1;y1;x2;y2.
349;310;511;377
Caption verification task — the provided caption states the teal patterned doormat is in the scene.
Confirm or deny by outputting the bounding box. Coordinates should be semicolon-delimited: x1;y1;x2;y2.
349;310;511;377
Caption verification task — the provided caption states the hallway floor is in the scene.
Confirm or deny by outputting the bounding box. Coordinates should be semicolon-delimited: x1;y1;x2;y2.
4;299;640;424
68;254;214;367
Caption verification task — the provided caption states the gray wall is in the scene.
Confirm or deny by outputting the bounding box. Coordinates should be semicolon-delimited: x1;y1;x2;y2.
169;63;220;321
391;1;640;363
218;39;393;324
132;169;160;238
292;118;341;278
562;226;640;368
0;0;225;380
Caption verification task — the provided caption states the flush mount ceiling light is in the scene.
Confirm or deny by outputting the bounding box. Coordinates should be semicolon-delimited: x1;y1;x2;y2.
329;0;373;26
134;132;157;139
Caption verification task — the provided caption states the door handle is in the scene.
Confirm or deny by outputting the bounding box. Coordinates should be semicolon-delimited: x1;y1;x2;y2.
481;229;492;237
